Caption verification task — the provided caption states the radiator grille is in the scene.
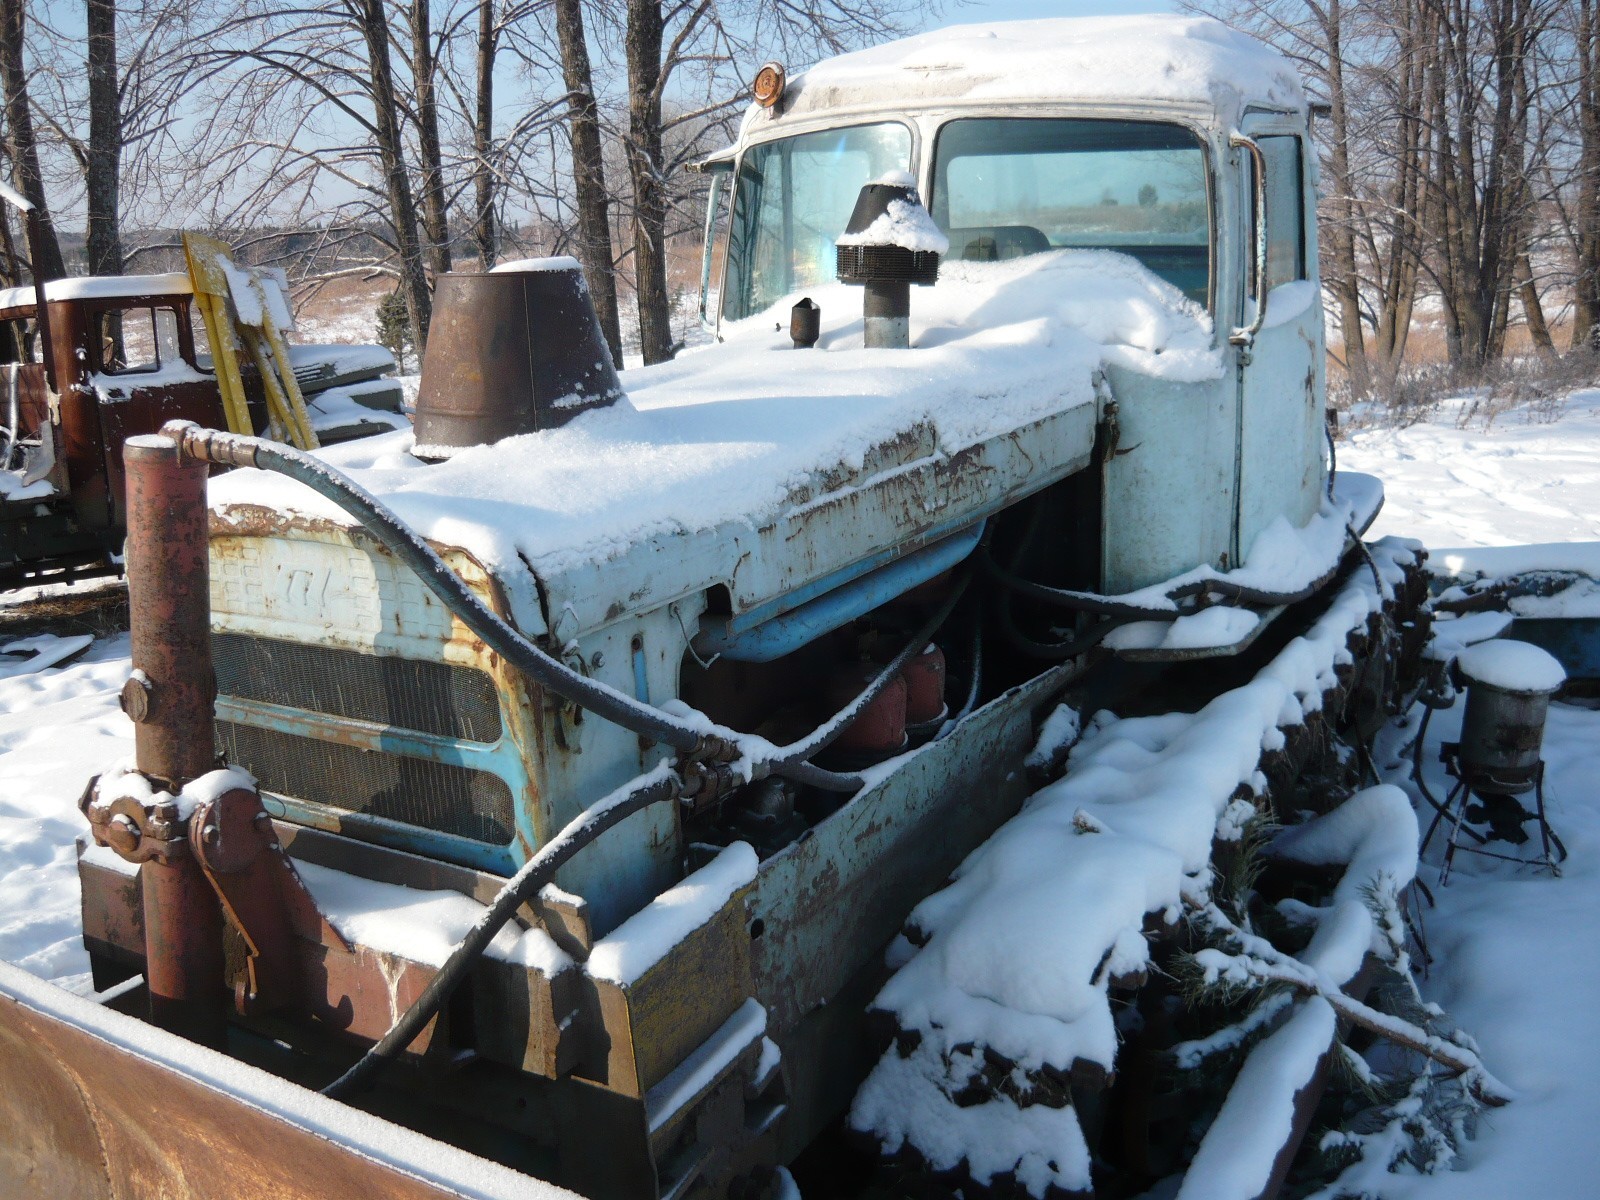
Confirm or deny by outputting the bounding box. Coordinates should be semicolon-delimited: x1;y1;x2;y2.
218;720;514;844
213;632;502;743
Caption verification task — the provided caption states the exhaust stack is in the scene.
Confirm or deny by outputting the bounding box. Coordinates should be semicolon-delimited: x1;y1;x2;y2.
835;174;945;349
411;258;624;458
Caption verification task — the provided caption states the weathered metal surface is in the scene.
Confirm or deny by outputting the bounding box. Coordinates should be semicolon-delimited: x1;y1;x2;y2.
537;404;1098;639
823;663;906;755
1234;114;1327;562
0;960;573;1200
123;433;216;787
412;268;623;453
117;434;228;1044
1506;616;1600;684
749;659;1081;1158
1456;671;1555;795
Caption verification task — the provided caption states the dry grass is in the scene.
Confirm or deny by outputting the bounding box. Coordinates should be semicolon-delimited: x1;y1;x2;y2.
1327;312;1600;433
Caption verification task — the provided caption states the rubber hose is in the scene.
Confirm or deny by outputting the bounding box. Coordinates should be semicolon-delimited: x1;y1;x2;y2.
994;587;1140;661
978;546;1179;618
322;772;680;1100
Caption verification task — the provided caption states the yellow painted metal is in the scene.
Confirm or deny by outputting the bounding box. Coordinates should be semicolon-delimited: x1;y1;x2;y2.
182;238;254;437
181;232;319;449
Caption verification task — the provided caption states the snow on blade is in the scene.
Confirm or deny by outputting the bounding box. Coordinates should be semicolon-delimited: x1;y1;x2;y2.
586;843;758;985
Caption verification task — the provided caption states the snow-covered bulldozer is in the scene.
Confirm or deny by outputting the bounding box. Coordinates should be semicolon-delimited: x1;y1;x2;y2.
3;16;1430;1200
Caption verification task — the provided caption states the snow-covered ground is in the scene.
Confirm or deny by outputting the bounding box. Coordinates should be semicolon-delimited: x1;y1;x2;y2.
1341;387;1600;547
2;387;1599;1193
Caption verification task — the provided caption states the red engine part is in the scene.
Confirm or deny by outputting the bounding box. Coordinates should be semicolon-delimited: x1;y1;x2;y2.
901;643;948;727
825;662;908;756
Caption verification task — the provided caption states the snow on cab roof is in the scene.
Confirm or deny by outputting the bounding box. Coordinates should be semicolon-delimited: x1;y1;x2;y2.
0;271;193;313
753;16;1304;133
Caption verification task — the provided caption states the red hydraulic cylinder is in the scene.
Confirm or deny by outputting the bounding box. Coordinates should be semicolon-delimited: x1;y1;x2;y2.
122;432;227;1048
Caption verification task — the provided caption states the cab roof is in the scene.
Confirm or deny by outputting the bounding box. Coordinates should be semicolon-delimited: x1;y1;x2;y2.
739;16;1304;140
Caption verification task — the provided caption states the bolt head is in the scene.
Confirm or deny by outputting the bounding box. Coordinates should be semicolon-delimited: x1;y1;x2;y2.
119;675;153;723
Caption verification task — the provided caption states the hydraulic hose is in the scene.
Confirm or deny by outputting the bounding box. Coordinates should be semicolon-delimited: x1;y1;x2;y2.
994;588;1144;662
322;770;680;1100
161;422;864;792
978;547;1179;618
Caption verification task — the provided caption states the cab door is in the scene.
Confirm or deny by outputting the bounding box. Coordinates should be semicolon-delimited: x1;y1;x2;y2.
1233;117;1326;563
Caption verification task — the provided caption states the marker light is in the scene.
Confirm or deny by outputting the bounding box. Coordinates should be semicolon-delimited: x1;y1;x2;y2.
752;62;786;108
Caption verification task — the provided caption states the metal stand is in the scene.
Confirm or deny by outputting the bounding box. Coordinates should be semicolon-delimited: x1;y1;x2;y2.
1420;741;1566;886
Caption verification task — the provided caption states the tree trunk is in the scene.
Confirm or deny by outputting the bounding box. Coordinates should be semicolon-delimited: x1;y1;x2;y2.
1321;0;1371;397
1575;0;1600;348
555;0;622;365
1515;252;1556;360
409;0;452;278
0;0;65;281
471;0;497;268
625;0;673;365
354;0;431;350
85;0;123;277
0;197;18;286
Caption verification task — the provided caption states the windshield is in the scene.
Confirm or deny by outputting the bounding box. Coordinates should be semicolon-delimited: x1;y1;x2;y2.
722;122;912;321
931;118;1211;307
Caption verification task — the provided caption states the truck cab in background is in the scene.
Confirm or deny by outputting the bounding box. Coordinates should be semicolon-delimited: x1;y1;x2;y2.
0;271;403;589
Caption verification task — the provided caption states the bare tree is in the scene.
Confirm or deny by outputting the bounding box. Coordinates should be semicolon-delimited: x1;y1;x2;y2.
1572;0;1600;346
406;0;453;276
0;0;66;280
471;0;499;265
85;0;122;276
554;0;623;364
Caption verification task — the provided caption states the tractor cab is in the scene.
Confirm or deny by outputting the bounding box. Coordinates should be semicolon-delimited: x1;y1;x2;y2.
698;15;1334;597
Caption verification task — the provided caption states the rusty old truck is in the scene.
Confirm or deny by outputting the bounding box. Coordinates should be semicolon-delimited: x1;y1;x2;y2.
0;269;403;589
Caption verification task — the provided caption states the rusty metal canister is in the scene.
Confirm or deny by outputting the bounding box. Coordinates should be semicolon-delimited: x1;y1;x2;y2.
825;663;908;756
411;261;623;455
1456;639;1566;795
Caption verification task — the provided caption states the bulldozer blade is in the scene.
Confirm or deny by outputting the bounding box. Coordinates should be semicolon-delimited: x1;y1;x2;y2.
0;960;575;1200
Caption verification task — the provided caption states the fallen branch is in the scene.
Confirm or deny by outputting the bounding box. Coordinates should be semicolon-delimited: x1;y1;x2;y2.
1190;903;1511;1107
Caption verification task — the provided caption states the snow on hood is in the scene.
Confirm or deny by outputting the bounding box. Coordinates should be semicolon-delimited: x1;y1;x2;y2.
757;16;1304;133
211;250;1220;593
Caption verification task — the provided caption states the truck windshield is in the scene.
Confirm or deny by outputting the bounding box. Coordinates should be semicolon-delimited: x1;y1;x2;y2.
931;118;1211;307
723;122;912;321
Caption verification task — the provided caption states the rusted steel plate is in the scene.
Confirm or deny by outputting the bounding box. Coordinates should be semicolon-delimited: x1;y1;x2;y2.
0;961;574;1200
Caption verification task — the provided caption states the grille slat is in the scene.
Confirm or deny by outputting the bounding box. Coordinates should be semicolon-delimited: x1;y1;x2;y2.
214;632;502;743
218;720;514;844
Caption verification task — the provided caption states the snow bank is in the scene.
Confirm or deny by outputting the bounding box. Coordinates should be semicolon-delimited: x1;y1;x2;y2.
849;542;1418;1195
210;249;1219;614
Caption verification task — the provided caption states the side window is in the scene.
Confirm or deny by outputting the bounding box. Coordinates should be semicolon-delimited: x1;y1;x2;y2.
93;306;161;374
1251;135;1305;293
0;317;43;364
